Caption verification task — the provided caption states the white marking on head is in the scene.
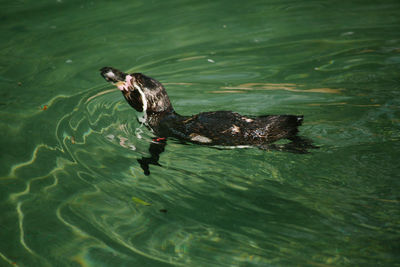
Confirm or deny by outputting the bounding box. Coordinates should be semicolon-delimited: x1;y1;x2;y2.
131;80;148;123
106;71;116;79
133;84;147;113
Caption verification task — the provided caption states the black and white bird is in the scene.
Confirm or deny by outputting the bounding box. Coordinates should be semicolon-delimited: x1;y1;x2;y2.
100;67;316;175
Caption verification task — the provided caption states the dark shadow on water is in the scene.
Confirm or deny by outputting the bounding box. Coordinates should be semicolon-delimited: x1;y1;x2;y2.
137;136;318;175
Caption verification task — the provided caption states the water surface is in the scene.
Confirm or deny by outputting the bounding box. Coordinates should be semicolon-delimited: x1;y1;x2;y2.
1;0;399;266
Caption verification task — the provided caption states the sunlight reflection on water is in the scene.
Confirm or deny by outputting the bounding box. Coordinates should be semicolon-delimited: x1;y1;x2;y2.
1;0;400;266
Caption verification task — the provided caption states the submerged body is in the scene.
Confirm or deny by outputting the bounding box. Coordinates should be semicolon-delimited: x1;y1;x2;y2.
151;110;303;147
100;67;315;174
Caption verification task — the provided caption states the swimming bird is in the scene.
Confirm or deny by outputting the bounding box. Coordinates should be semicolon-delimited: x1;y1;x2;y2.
100;67;316;175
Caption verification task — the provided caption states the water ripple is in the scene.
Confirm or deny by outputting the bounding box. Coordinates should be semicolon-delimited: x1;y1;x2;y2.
2;0;400;264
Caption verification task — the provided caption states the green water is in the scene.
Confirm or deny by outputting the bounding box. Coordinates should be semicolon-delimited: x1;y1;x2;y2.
1;0;400;266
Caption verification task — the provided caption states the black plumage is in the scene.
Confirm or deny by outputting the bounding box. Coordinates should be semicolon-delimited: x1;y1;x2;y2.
100;67;316;174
